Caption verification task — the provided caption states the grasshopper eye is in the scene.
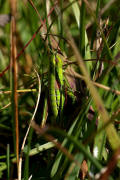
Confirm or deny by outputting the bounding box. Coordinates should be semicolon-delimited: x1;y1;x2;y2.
0;14;11;27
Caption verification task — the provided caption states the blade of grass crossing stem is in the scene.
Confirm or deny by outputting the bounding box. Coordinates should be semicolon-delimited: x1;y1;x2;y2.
24;140;57;156
50;127;102;170
66;26;120;150
7;144;10;180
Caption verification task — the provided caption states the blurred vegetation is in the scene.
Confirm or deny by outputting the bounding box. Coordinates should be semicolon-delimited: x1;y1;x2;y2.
0;0;120;179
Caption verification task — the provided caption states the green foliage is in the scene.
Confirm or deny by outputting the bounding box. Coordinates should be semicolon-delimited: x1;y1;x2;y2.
1;0;120;179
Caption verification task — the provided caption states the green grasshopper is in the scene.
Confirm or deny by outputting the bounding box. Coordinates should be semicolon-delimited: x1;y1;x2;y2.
56;55;65;118
48;53;65;121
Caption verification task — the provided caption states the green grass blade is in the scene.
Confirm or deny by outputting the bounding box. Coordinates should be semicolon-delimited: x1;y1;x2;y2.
96;0;101;17
79;1;85;58
50;127;102;170
6;144;10;180
69;0;80;27
65;153;84;180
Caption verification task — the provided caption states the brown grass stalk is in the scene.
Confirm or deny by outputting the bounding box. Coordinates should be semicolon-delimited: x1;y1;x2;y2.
10;15;19;172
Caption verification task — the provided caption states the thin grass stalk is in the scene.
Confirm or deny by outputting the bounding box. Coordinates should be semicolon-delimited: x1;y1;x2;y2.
96;0;101;17
44;0;51;45
79;1;85;57
57;0;64;50
23;129;33;180
10;16;19;170
90;0;100;56
18;69;41;180
10;0;19;175
7;144;10;180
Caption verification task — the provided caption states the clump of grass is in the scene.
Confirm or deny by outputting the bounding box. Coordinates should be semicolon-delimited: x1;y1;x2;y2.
0;0;120;179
